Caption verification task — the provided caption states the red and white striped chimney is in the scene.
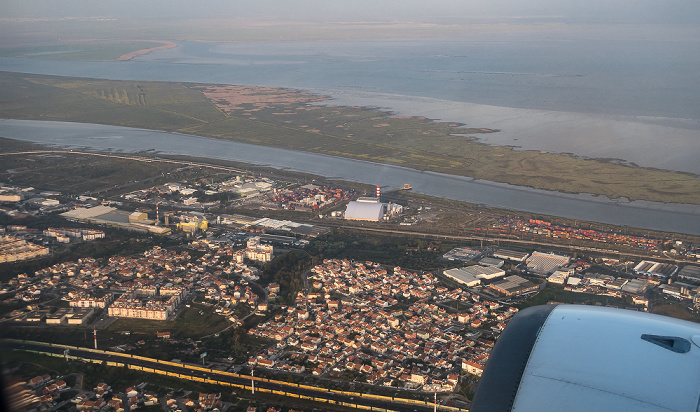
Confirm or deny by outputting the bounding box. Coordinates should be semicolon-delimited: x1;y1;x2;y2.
376;186;381;198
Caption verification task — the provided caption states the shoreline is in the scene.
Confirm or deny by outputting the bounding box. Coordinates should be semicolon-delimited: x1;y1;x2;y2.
185;81;700;203
114;40;178;61
308;89;700;176
1;68;699;204
44;39;180;61
2;118;700;236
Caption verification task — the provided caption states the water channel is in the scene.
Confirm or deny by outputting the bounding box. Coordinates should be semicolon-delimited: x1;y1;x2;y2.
2;118;699;235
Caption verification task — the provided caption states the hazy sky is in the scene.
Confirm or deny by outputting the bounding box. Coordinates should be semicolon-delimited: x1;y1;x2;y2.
4;0;700;24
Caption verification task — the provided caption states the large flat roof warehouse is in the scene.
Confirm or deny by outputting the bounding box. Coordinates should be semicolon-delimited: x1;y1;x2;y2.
488;275;539;296
99;211;131;224
443;247;482;262
61;205;116;220
61;206;169;234
443;268;481;287
254;217;294;229
462;265;506;280
479;257;504;268
444;265;506;286
525;251;570;275
219;213;260;226
258;234;296;245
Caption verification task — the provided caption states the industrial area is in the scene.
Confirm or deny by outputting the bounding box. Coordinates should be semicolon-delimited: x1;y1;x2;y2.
2;151;700;412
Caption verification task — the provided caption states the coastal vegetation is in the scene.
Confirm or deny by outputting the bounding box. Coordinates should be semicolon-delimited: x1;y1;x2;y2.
2;71;700;204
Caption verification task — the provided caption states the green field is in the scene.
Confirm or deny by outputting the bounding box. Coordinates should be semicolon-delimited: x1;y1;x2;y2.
107;303;230;339
517;284;632;309
652;303;700;322
2;71;700;204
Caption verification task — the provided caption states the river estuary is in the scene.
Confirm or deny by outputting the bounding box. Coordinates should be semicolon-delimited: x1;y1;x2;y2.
2;119;699;235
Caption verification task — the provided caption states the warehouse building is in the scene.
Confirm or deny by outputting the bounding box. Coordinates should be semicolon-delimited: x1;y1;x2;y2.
444;265;506;287
344;197;386;221
621;279;652;295
677;265;700;282
479;257;505;268
633;260;678;279
493;248;530;262
443;268;481;287
548;268;574;285
66;308;95;325
443;247;482;262
62;206;170;234
488;275;539;296
525;251;570;276
129;211;148;223
465;265;507;280
46;308;72;324
62;205;120;221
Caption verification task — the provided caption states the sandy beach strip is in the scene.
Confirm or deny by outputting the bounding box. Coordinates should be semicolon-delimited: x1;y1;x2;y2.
115;40;177;61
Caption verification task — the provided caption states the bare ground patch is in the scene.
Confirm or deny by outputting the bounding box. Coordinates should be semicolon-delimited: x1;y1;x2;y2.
192;84;327;113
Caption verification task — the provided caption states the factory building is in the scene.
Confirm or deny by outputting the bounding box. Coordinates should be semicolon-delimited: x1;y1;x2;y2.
344;196;403;222
488;275;539;296
443;268;481;287
46;308;72;324
443;247;482;262
61;206;169;234
43;307;94;325
621;279;652;295
444;265;506;287
66;308;95;325
678;265;700;282
129;212;148;223
0;193;22;202
525;251;570;276
177;220;208;233
633;260;678;279
344;197;386;221
493;248;530;262
479;257;505;268
548;268;575;284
